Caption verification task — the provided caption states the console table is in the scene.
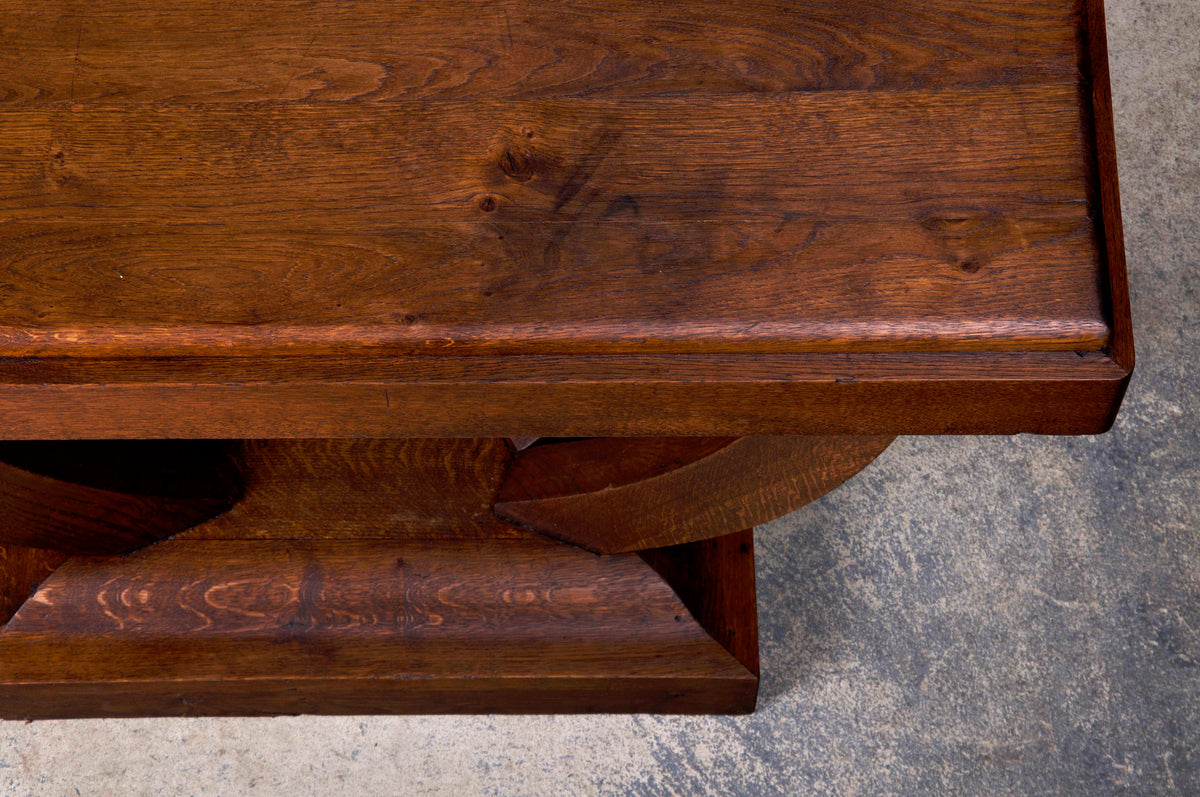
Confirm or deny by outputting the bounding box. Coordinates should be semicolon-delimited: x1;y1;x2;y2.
0;0;1131;717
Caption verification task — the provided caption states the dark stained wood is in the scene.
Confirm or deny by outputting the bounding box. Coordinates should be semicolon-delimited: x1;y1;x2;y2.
496;436;893;552
1;90;1094;224
0;677;757;719
0;0;1129;437
499;437;736;499
0;440;241;555
178;439;521;541
1083;0;1135;377
0;545;69;627
0;537;757;717
0;352;1129;439
641;530;760;677
0;0;1082;104
0;438;780;716
0;88;1102;358
0;217;1106;357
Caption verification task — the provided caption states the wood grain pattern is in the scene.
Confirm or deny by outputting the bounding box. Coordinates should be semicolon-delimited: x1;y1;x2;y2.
0;677;758;719
0;438;806;716
0;0;1129;437
1;90;1093;225
0;217;1104;356
0;87;1102;357
0;537;757;717
0;0;1082;104
0;440;240;555
500;437;737;499
496;436;894;552
0;352;1129;439
178;439;520;541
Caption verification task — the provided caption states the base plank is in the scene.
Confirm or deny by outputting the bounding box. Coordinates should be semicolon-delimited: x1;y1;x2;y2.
0;536;757;718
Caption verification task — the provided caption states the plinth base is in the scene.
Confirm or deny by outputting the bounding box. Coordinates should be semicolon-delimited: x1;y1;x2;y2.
0;440;759;717
0;535;757;718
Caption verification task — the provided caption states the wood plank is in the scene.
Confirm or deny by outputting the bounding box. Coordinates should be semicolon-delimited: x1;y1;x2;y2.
0;87;1105;356
0;351;1128;387
0;90;1093;226
6;540;696;644
0;352;1130;438
500;437;738;499
0;0;1083;104
0;215;1104;356
0;677;758;719
496;436;894;552
0;537;757;717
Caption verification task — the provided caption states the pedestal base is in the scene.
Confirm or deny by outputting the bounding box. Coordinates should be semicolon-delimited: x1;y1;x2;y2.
0;535;757;718
0;440;763;717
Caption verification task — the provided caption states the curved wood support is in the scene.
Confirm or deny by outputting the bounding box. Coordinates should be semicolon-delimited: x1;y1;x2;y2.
0;441;242;556
495;435;894;553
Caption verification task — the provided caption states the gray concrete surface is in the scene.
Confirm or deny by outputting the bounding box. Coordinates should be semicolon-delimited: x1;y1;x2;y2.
2;0;1197;793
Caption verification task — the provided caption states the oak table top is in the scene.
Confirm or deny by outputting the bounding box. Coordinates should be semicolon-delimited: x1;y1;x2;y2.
0;0;1130;439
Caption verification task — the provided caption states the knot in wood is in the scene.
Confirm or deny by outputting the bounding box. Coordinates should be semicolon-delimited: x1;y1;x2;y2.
498;148;537;183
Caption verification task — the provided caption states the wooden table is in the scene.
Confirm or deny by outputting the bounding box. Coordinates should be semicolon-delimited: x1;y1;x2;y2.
0;0;1131;717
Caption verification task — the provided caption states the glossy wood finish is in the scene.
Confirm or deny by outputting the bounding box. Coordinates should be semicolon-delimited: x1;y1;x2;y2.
0;90;1103;357
0;0;1084;103
497;436;894;552
0;0;1130;438
1082;0;1135;373
179;439;519;541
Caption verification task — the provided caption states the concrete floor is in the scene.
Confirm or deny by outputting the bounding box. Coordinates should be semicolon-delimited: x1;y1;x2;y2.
3;0;1197;793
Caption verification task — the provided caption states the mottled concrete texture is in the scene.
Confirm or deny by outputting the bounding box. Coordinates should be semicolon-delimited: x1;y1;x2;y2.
3;1;1198;794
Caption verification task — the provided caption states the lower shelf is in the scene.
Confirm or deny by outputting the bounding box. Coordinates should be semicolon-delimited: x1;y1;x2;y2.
0;534;757;718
